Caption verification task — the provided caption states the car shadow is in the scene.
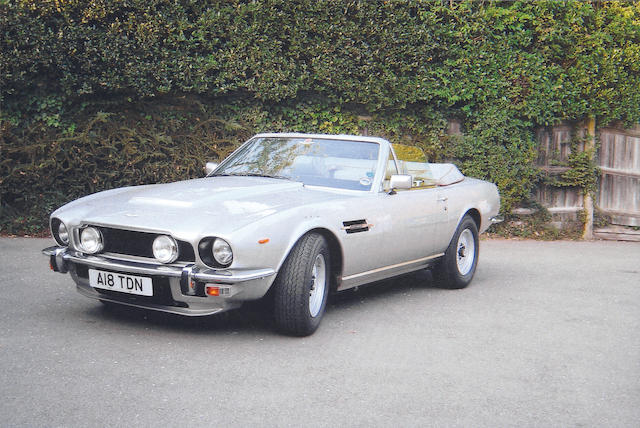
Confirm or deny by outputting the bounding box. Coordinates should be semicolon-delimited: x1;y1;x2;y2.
80;269;442;336
86;299;276;336
329;269;440;309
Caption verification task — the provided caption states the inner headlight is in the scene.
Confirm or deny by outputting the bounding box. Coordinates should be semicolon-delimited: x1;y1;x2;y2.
58;222;69;244
80;227;103;254
152;235;178;264
212;238;233;266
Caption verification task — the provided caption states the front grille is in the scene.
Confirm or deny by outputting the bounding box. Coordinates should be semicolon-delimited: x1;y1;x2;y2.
97;227;195;262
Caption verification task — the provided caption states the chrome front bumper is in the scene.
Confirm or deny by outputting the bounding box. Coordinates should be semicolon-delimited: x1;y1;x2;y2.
43;246;276;316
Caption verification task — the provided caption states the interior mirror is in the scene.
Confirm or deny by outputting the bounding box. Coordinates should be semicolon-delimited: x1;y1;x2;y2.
205;162;218;175
389;174;412;190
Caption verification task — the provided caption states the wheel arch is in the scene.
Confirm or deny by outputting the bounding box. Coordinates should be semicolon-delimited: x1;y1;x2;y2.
275;227;344;292
307;228;343;291
464;208;482;231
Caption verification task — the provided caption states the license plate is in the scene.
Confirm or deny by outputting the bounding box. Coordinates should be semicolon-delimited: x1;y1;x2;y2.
88;269;153;296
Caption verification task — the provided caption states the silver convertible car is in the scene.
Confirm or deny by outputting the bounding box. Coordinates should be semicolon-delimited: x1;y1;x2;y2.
43;133;501;336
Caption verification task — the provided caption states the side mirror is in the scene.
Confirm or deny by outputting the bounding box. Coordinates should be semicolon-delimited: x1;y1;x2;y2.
205;162;219;175
389;174;412;190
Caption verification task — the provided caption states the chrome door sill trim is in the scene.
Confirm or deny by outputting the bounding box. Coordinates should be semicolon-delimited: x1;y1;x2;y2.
342;253;444;281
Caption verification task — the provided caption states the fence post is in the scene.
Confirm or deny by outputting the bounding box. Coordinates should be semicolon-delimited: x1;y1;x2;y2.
583;117;595;239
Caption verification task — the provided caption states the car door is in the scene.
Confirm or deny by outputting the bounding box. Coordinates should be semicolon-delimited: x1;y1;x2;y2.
336;189;448;290
379;144;449;264
376;186;449;265
334;194;395;284
336;144;449;289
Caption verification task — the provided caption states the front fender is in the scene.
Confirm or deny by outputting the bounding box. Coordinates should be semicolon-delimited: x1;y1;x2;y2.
224;207;343;277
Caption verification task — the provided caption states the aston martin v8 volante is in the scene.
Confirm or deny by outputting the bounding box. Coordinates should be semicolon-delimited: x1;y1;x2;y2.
44;133;501;336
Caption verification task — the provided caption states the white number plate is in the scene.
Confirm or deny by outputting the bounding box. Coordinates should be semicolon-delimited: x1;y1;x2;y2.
88;269;153;296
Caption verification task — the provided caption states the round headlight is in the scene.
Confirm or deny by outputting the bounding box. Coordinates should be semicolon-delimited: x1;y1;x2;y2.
58;222;69;244
152;235;178;264
212;238;233;266
80;227;103;254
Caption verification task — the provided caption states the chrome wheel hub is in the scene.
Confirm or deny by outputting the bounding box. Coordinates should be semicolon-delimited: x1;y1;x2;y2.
309;254;326;318
456;229;475;275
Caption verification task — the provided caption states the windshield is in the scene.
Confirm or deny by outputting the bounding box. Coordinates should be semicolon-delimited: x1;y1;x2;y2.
213;137;380;191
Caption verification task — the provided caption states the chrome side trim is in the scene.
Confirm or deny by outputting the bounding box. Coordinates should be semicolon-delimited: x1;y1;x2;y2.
341;253;445;281
42;247;275;283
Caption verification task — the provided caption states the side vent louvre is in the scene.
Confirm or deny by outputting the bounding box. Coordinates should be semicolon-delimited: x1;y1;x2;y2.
342;219;370;234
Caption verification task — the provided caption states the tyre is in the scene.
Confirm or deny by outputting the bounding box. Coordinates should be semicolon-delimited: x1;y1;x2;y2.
433;215;479;289
273;233;330;336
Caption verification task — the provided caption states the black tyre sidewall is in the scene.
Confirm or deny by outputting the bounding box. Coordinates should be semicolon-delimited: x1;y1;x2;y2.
273;233;330;336
438;215;479;289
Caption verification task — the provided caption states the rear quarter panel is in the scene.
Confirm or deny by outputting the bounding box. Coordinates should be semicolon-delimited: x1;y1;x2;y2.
436;178;500;252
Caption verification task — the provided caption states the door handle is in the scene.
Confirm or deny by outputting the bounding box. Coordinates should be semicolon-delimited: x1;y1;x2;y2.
437;196;448;202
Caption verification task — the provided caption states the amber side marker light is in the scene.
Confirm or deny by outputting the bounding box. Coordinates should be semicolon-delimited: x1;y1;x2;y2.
206;286;220;296
258;238;270;244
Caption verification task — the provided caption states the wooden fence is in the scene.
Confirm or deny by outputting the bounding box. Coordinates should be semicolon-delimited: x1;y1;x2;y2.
535;124;584;228
534;122;640;230
597;126;640;227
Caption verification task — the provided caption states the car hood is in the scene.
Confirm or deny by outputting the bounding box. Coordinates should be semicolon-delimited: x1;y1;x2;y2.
54;177;348;239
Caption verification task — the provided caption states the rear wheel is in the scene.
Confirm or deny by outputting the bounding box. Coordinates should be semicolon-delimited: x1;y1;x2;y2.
273;233;330;336
434;215;479;289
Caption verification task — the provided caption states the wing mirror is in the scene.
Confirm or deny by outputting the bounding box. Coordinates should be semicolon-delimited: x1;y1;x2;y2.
205;162;218;175
389;174;412;192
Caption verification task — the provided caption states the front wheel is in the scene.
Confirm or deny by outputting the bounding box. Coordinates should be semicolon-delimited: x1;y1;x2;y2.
273;233;330;336
433;215;479;289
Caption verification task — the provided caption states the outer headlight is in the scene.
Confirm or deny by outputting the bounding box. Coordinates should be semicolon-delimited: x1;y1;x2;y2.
52;218;69;245
58;222;69;244
152;235;178;264
80;227;103;254
212;238;233;266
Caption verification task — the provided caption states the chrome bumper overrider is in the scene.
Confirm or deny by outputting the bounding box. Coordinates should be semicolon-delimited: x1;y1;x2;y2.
42;246;276;316
490;215;504;224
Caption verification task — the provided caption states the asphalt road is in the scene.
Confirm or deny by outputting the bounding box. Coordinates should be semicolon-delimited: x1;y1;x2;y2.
1;237;639;427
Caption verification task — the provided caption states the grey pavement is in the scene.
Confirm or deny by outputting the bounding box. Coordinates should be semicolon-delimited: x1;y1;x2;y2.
1;237;639;427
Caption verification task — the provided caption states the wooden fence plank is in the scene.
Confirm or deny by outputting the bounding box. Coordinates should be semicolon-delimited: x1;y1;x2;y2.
597;127;640;227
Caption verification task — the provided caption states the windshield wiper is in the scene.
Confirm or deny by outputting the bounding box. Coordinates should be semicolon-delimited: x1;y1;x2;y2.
212;172;292;180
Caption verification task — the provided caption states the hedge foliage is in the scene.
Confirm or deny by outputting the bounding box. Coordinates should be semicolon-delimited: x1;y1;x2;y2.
2;0;640;234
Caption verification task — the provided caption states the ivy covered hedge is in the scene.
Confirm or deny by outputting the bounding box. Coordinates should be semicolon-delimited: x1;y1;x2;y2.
2;1;640;234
